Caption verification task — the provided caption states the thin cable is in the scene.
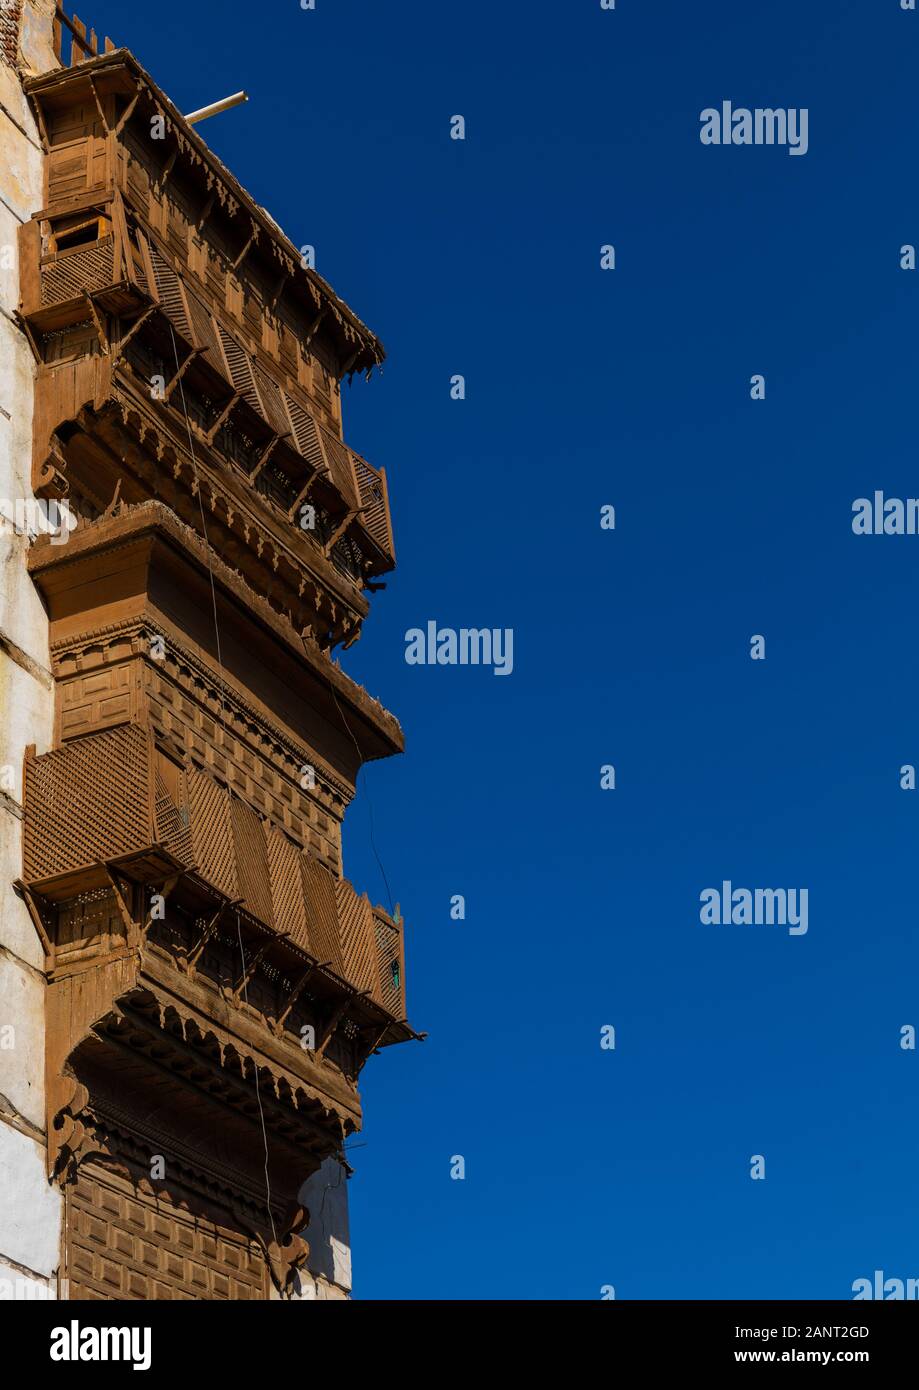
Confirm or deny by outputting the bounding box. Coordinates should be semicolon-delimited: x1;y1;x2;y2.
168;325;277;1248
235;907;279;1249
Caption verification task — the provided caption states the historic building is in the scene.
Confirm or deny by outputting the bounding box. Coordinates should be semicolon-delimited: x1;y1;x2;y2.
0;2;413;1300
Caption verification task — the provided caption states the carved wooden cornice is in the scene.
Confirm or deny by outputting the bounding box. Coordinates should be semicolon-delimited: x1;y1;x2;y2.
27;500;404;761
47;612;355;812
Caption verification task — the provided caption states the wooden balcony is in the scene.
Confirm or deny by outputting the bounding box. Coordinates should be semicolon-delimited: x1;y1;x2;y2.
21;722;407;1025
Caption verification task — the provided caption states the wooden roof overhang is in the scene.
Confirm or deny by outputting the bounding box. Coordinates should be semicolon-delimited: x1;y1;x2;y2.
24;51;386;380
27;501;404;764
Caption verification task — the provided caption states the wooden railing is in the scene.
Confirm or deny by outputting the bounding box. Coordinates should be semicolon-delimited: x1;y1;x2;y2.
53;3;114;67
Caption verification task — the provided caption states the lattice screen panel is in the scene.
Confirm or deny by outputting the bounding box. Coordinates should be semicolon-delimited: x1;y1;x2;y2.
41;238;115;305
23;724;154;882
150;244;193;344
336;879;382;1002
187;768;239;901
230;797;274;926
353;452;394;560
300;854;345;973
264;824;310;949
318;424;361;512
374;912;404;1018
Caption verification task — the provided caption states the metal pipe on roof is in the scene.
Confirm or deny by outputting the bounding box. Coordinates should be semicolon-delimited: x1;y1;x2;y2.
184;91;248;126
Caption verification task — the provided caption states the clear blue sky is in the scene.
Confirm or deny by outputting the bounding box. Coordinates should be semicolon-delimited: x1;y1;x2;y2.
86;0;919;1298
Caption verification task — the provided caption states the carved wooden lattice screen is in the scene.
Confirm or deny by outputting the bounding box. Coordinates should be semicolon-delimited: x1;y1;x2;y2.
41;237;115;304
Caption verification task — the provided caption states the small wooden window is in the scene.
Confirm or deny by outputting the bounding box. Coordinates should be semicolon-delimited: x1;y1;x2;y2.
50;214;111;254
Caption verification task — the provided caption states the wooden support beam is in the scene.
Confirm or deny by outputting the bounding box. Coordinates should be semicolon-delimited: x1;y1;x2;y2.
338;348;360;380
111;306;156;369
302;307;327;350
195;192;215;233
287;466;329;520
14;312;43;365
274;960;329;1032
248;431;290;483
206;391;241;445
178;899;240;974
103;867;137;946
14;882;54;968
269;271;289;311
71;14;86;65
164;347;204;401
111;188;126;284
113;91;141;138
314;998;350;1057
137;229;159;303
157;145;178;191
232;228;257;272
31;101;50;153
315;990;369;1058
83;292;109;355
363;1021;391;1056
87;76;110;133
229;935;289;1005
141;874;180;941
323;507;365;556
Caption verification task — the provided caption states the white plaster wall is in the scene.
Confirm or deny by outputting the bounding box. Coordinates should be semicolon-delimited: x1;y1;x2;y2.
0;1125;59;1277
297;1156;352;1298
0;0;61;1301
0;652;51;796
0;811;41;969
0;947;44;1130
